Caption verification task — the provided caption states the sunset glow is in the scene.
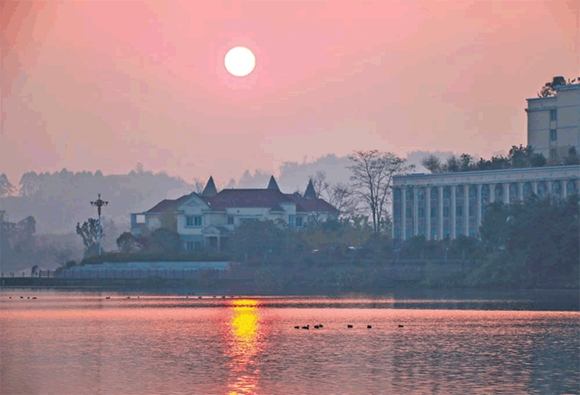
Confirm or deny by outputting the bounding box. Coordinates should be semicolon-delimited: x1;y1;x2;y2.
0;1;577;184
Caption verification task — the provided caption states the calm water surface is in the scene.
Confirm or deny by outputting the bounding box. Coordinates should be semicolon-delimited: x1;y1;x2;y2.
1;290;578;395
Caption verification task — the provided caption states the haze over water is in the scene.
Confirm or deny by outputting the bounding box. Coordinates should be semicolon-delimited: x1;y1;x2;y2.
1;291;578;395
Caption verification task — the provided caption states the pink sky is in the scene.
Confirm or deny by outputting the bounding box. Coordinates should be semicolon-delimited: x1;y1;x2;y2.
1;0;578;186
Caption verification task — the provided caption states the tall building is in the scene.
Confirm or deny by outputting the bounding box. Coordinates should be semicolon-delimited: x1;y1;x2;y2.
392;81;580;241
526;82;580;160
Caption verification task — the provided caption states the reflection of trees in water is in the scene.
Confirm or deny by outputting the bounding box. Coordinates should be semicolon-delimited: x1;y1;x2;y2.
227;299;263;395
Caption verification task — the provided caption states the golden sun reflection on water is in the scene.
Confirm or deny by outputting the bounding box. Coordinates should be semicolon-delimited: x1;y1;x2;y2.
228;299;262;395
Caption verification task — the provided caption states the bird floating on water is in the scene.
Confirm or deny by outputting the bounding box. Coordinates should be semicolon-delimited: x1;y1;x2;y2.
367;325;372;329
347;324;353;328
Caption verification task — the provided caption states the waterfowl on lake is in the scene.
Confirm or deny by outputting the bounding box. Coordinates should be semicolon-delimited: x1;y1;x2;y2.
302;325;310;330
347;324;353;328
294;326;300;329
398;325;404;328
367;325;372;329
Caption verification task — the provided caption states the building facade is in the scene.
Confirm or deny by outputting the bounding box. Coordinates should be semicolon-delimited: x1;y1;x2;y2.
392;165;580;241
526;83;580;160
131;176;338;250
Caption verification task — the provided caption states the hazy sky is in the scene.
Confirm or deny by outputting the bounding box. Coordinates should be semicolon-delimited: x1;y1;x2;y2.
1;0;578;186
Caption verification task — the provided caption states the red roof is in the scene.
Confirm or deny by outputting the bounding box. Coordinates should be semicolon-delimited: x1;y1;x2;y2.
203;189;292;211
285;194;339;213
146;194;191;213
144;189;339;215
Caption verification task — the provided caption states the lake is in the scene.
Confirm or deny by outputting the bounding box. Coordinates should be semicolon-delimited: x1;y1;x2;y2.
1;289;578;395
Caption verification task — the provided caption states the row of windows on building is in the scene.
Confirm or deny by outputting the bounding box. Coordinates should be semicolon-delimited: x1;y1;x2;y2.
184;215;305;228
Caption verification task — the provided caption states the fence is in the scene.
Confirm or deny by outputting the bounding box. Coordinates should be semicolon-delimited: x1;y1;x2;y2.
1;268;227;280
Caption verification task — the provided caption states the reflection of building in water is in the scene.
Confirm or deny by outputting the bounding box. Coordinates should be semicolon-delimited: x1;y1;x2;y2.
227;299;262;395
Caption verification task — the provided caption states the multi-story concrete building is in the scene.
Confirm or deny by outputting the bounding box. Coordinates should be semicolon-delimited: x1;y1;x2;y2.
131;176;338;250
392;81;580;241
526;82;580;160
392;166;580;241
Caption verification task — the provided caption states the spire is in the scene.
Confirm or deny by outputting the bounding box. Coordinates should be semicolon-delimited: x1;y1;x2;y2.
267;176;280;191
201;176;217;196
303;179;317;199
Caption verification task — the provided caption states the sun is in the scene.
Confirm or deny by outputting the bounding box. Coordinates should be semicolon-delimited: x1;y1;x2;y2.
224;46;256;77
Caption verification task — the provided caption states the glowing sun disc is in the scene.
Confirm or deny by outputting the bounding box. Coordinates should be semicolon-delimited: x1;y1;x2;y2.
224;46;256;77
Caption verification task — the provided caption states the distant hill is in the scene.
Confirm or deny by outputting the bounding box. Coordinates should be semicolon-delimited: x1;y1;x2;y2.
1;169;192;235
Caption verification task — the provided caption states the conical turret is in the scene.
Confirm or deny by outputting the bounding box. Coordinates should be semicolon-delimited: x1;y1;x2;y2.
303;179;317;199
267;176;280;191
201;176;217;196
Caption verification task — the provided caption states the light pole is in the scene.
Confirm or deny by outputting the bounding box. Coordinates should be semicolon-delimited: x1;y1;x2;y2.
90;194;108;255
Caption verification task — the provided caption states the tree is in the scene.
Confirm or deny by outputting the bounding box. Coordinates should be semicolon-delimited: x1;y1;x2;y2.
18;172;40;197
309;171;330;199
0;174;14;197
444;155;460;172
327;183;359;218
150;228;181;253
348;150;414;234
76;218;100;257
229;220;285;262
421;154;442;173
459;154;474;171
51;246;75;267
564;147;580;165
191;178;205;194
479;201;510;251
116;231;138;252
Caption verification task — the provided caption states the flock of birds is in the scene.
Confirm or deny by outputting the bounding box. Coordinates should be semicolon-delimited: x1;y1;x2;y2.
8;296;37;299
294;324;404;330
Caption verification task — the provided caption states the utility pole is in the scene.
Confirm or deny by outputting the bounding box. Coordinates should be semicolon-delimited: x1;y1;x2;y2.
90;194;108;255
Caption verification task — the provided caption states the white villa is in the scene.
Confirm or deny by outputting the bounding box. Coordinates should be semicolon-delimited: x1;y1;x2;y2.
130;176;338;251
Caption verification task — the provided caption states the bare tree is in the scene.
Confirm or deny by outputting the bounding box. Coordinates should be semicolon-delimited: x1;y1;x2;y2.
309;171;330;199
327;183;359;218
348;150;414;234
191;178;205;194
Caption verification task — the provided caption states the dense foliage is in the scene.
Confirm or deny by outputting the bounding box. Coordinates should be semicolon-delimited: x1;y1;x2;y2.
422;145;579;174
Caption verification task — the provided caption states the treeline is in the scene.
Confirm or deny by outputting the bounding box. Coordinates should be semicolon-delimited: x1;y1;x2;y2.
0;165;192;234
421;145;579;174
